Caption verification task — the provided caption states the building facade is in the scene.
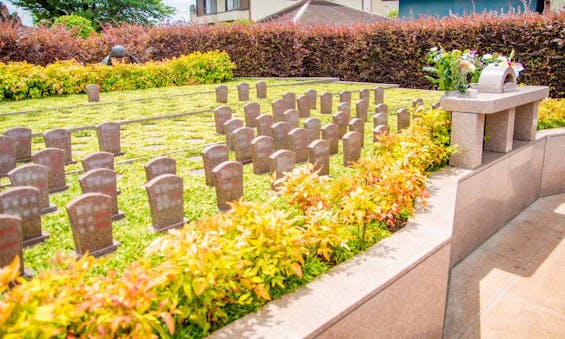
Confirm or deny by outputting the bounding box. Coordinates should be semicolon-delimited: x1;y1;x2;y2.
398;0;557;18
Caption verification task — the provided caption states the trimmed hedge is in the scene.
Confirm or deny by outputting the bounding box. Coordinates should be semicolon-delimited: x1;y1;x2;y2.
0;13;563;97
0;51;235;100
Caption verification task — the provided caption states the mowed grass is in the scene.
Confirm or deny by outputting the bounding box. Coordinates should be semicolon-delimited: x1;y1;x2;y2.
0;78;442;274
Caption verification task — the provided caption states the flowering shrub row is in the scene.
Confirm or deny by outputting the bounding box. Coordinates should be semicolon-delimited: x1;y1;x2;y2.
0;51;235;100
0;12;563;97
0;109;453;337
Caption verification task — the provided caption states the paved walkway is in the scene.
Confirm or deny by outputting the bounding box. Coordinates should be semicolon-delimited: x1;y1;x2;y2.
444;194;565;338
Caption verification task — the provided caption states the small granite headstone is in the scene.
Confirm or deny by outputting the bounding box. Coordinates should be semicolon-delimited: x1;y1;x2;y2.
288;128;309;163
216;85;228;103
86;84;101;102
212;161;243;211
283;109;300;129
256;114;274;137
256;81;267;99
349;118;365;146
0;214;31;277
272;99;287;122
283;92;296;110
82;152;115;172
432;101;441;110
66;193;119;257
43;128;74;164
397;108;411;131
251;136;274;175
305;89;317;109
359;89;370;102
32;148;68;193
0;186;48;247
343;131;362;167
355;99;369;122
202;144;229;187
297;95;311;118
338;102;351;117
0;136;16;177
412;98;424;108
270;149;296;181
238;83;250;101
79;168;124;221
223;118;244;151
333;112;350;138
373;125;389;142
374;87;384;105
376;103;388;116
145;174;187;232
340;91;351;104
271;122;291;150
308;139;330;176
322;123;339;155
244;102;261;128
4;127;32;162
320;92;333;114
374;113;388;128
8;164;56;214
96;122;123;156
304;117;321;143
144;157;177;182
214;106;233;135
232;127;255;163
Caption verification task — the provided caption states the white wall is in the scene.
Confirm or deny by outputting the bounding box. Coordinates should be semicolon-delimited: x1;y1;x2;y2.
249;0;299;21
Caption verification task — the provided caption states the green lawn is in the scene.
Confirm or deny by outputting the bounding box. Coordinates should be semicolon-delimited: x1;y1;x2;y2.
0;78;443;273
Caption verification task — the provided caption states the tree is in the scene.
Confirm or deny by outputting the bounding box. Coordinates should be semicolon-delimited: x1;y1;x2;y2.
9;0;175;28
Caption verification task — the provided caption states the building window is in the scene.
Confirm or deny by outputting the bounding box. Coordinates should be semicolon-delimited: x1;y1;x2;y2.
226;0;240;11
204;0;217;14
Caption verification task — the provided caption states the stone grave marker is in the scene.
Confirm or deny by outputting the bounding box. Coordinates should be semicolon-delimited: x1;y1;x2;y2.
96;122;123;156
270;149;296;186
251;136;274;175
216;85;228;103
338;102;351;117
376;103;388;115
304;117;321;143
305;89;317;109
145;174;187;232
212;161;243;211
373;112;388;129
79;168;124;221
0;186;48;247
232;127;255;163
272;99;287;122
373;125;389;142
283;109;300;129
86;84;101;102
308;139;330;176
340;91;351;104
66;193;119;257
343;131;362;167
0;214;31;277
271;122;291;150
256;114;274;137
355;99;369;122
283;92;296;110
43;128;74;164
320;92;333;114
359;89;370;102
244;102;261;128
4;127;32;162
397;108;410;131
223;118;244;151
349;118;365;146
256;81;267;98
412;98;424;108
238;83;250;101
322;123;339;155
8;164;56;214
333;112;350;138
82;152;115;172
144;157;176;182
374;86;384;105
297;95;311;118
32;148;68;193
288;128;309;163
214;106;233;135
202;144;229;187
0;136;16;177
432;101;441;110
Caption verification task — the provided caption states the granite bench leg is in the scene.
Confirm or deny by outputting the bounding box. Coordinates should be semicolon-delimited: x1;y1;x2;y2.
450;112;485;169
514;101;540;141
485;108;515;153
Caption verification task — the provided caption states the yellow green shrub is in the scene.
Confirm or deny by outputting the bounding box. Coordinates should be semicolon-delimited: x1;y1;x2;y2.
538;98;565;130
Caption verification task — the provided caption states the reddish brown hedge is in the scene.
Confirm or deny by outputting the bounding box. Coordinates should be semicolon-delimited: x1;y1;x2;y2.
1;12;563;97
